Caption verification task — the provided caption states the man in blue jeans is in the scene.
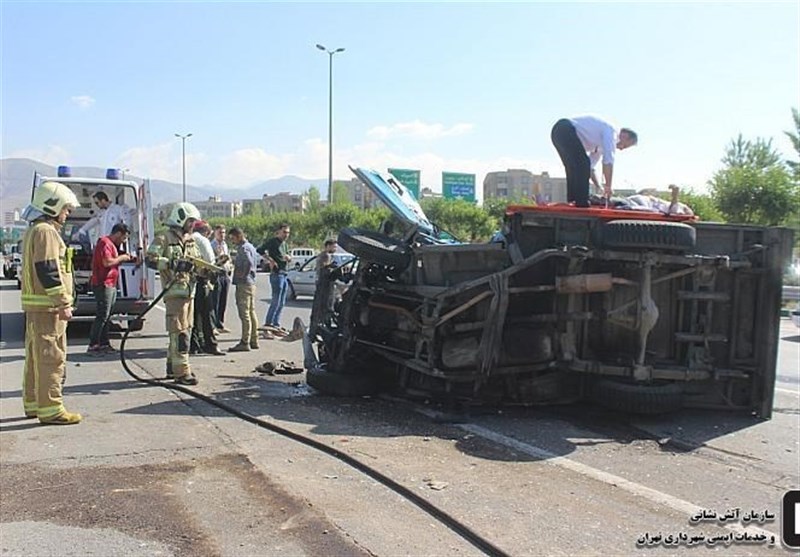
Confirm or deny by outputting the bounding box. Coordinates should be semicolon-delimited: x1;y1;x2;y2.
257;223;291;336
87;223;135;354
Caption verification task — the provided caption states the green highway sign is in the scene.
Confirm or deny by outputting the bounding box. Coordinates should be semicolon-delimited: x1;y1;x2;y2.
442;172;476;202
388;168;421;199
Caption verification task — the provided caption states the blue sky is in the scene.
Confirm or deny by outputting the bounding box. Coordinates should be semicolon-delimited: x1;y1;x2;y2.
1;1;798;200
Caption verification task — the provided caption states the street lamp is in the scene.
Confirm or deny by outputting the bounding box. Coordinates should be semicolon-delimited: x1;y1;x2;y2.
119;168;130;180
174;132;193;202
316;43;345;203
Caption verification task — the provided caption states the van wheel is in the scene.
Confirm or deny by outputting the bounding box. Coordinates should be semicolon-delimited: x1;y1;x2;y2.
128;318;144;332
306;368;379;397
599;220;696;251
588;379;683;415
338;228;411;269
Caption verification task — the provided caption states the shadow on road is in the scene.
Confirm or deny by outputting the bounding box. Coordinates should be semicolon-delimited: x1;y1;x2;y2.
112;370;771;465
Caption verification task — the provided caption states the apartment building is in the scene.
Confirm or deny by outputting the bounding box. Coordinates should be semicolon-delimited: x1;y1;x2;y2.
483;169;567;204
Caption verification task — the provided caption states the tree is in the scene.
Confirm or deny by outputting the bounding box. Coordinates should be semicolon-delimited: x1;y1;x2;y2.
709;164;798;226
482;196;535;228
331;183;350;206
784;107;800;182
709;133;799;226
677;190;725;223
722;134;782;169
307;186;322;212
420;198;496;242
320;204;358;237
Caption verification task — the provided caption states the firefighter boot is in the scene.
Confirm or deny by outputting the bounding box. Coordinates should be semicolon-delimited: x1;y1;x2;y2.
39;410;82;426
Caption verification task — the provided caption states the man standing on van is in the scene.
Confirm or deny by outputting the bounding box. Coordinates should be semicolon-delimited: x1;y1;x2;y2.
20;181;82;425
257;223;292;335
87;223;135;355
550;115;638;207
228;227;261;352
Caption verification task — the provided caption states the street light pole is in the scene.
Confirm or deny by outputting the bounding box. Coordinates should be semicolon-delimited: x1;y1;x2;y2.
316;44;345;203
120;168;130;180
174;133;193;202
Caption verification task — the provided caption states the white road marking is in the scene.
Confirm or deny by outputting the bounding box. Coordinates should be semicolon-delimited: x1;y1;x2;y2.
417;409;777;539
776;387;799;396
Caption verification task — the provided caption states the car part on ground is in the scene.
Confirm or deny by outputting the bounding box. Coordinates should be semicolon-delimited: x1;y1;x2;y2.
304;167;794;418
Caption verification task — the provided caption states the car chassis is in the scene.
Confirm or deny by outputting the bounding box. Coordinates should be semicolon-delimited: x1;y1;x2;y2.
306;168;793;417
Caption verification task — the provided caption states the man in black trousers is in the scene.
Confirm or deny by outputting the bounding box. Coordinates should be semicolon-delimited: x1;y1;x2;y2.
551;115;638;207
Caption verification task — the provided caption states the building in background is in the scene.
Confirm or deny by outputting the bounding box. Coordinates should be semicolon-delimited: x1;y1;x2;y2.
241;192;309;215
193;196;242;219
419;187;443;200
483;169;567;204
336;178;380;210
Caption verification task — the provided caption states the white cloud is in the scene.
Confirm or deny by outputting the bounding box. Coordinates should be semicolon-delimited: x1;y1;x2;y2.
8;145;71;166
367;120;474;141
216;148;293;185
117;143;181;182
70;95;95;109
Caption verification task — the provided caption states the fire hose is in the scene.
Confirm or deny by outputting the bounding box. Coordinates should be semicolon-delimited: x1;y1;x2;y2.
118;275;510;557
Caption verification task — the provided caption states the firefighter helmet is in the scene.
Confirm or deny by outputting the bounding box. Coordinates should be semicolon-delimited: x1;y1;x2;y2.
31;181;81;217
166;202;201;228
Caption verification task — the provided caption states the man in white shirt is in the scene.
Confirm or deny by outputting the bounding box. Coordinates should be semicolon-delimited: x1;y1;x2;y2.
74;191;134;245
551;116;638;207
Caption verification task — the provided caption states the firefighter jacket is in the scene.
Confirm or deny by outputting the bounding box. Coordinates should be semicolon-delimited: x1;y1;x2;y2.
146;227;201;299
21;219;75;313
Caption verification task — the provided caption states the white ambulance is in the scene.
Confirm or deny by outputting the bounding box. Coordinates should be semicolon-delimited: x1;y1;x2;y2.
31;166;155;331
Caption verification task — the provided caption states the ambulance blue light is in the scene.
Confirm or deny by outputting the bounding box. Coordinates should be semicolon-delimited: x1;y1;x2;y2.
57;165;71;177
106;168;120;180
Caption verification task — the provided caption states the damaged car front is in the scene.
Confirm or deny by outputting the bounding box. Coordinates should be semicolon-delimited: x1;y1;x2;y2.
305;167;793;418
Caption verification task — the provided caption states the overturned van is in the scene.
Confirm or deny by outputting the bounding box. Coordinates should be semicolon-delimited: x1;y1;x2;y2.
31;166;155;331
305;167;793;418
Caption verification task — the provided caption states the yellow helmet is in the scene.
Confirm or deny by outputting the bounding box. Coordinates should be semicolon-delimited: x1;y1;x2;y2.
166;202;201;228
32;181;81;217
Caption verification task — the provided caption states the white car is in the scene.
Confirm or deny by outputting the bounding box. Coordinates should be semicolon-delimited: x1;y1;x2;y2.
286;252;356;300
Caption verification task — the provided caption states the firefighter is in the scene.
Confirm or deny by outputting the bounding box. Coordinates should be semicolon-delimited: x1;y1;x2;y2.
146;202;203;385
20;181;82;425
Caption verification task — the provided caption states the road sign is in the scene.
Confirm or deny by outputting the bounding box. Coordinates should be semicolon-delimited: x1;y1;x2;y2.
388;168;421;199
442;172;475;202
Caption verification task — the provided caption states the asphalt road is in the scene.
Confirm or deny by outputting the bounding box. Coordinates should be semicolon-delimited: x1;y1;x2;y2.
0;275;798;556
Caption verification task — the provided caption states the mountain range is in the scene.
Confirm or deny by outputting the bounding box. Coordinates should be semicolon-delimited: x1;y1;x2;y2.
0;158;326;212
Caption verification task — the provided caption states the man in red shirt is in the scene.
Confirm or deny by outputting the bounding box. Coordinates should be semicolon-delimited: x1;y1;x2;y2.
87;223;135;354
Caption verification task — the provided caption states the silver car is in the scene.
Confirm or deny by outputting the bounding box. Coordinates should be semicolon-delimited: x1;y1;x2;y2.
286;252;356;300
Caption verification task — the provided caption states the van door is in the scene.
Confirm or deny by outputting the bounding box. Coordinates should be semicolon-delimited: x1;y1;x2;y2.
138;179;155;300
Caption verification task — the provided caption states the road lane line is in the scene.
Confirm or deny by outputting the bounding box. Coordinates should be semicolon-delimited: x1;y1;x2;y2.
775;387;799;396
425;415;778;539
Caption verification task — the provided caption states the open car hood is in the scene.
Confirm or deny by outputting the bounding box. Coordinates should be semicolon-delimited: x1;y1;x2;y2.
349;166;435;237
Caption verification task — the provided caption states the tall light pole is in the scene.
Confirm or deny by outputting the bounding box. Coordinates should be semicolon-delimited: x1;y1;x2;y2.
174;133;193;202
316;43;345;203
119;168;130;180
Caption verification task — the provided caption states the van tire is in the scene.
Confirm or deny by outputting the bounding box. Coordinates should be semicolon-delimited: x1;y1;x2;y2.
599;220;696;251
338;228;411;269
588;379;683;415
128;318;144;332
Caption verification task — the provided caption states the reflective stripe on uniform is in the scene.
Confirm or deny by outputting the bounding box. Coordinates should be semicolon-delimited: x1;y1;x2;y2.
23;400;38;413
44;285;66;296
37;404;65;418
21;294;54;306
